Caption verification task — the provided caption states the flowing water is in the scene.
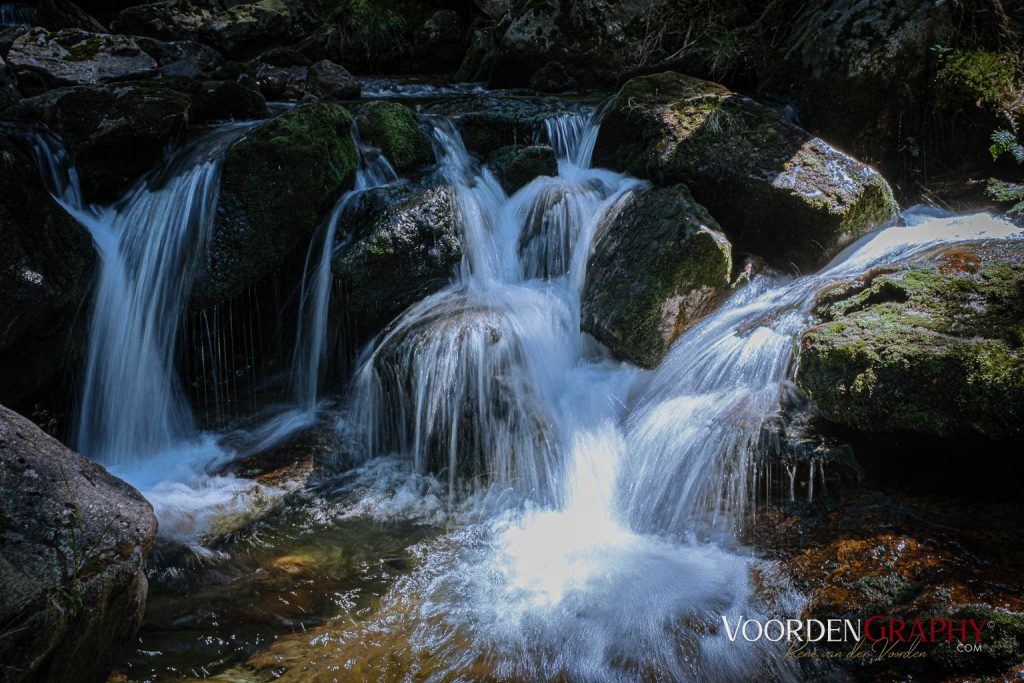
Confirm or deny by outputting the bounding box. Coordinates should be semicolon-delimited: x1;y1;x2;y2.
19;99;1024;681
0;2;34;27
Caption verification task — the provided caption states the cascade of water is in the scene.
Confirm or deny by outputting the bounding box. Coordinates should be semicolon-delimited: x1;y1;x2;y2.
76;126;255;465
291;142;398;415
351;110;640;503
0;3;35;27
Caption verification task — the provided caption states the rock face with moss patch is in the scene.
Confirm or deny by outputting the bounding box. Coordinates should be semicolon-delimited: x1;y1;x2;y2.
191;102;357;308
487;144;557;194
581;185;732;368
6;28;158;87
593;72;899;271
358;101;434;175
332;182;461;337
0;135;95;406
797;248;1024;439
6;83;192;203
0;404;158;683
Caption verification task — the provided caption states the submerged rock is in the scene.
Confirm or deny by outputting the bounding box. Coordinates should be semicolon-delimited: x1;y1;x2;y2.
487;144;558;194
332;182;461;337
581;185;732;368
191;102;357;308
593;72;899;271
0;134;95;406
6;82;190;203
0;404;158;683
358;101;434;175
6;27;157;88
797;246;1024;439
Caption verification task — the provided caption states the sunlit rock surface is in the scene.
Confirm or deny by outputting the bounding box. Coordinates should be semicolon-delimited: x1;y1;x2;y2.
593;71;899;271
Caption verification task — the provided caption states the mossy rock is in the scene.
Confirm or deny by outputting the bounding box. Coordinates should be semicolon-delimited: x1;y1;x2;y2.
581;184;732;368
593;71;899;271
191;102;357;308
331;181;461;338
797;253;1024;439
487;144;557;194
360;101;434;175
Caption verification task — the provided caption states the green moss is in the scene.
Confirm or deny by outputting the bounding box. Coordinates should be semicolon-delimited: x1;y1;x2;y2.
798;261;1024;438
54;31;104;62
933;607;1024;673
322;0;411;58
937;50;1022;112
363;102;433;174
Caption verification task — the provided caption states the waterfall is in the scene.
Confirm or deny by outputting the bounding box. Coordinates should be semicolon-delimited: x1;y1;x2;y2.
0;3;35;27
69;126;252;465
335;110;1023;681
351;110;642;502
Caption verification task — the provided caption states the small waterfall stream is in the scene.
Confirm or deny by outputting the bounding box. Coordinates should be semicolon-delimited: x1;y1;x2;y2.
16;98;1024;680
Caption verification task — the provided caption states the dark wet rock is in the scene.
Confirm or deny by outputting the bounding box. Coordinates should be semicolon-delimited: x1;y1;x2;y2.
797;246;1024;440
593;72;899;271
581;185;732;368
111;0;217;41
358;101;433;175
0;135;94;406
256;45;310;67
191;102;357;309
472;0;512;20
251;58;358;102
425;96;575;157
6;82;190;203
453;18;497;82
32;0;107;32
332;182;461;337
764;0;956;169
487;143;557;194
0;54;17;109
412;9;466;72
179;78;267;121
199;0;312;59
135;36;224;79
530;60;575;93
305;58;359;100
0;404;158;683
6;27;157;87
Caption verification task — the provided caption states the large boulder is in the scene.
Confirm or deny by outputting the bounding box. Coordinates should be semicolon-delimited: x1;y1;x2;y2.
581;185;732;368
199;0;312;59
6;82;191;203
763;0;956;169
6;27;157;88
357;101;433;175
332;182;461;337
593;72;899;271
135;37;225;79
797;246;1024;440
0;134;95;406
111;0;217;41
190;102;357;308
0;405;158;683
487;144;558;194
252;58;359;102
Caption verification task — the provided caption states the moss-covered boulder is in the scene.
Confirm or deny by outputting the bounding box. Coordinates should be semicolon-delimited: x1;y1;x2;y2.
358;101;434;175
797;249;1024;439
0;135;95;407
6;82;191;203
593;72;899;271
487;144;557;194
191;102;357;308
332;182;461;337
581;185;732;368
